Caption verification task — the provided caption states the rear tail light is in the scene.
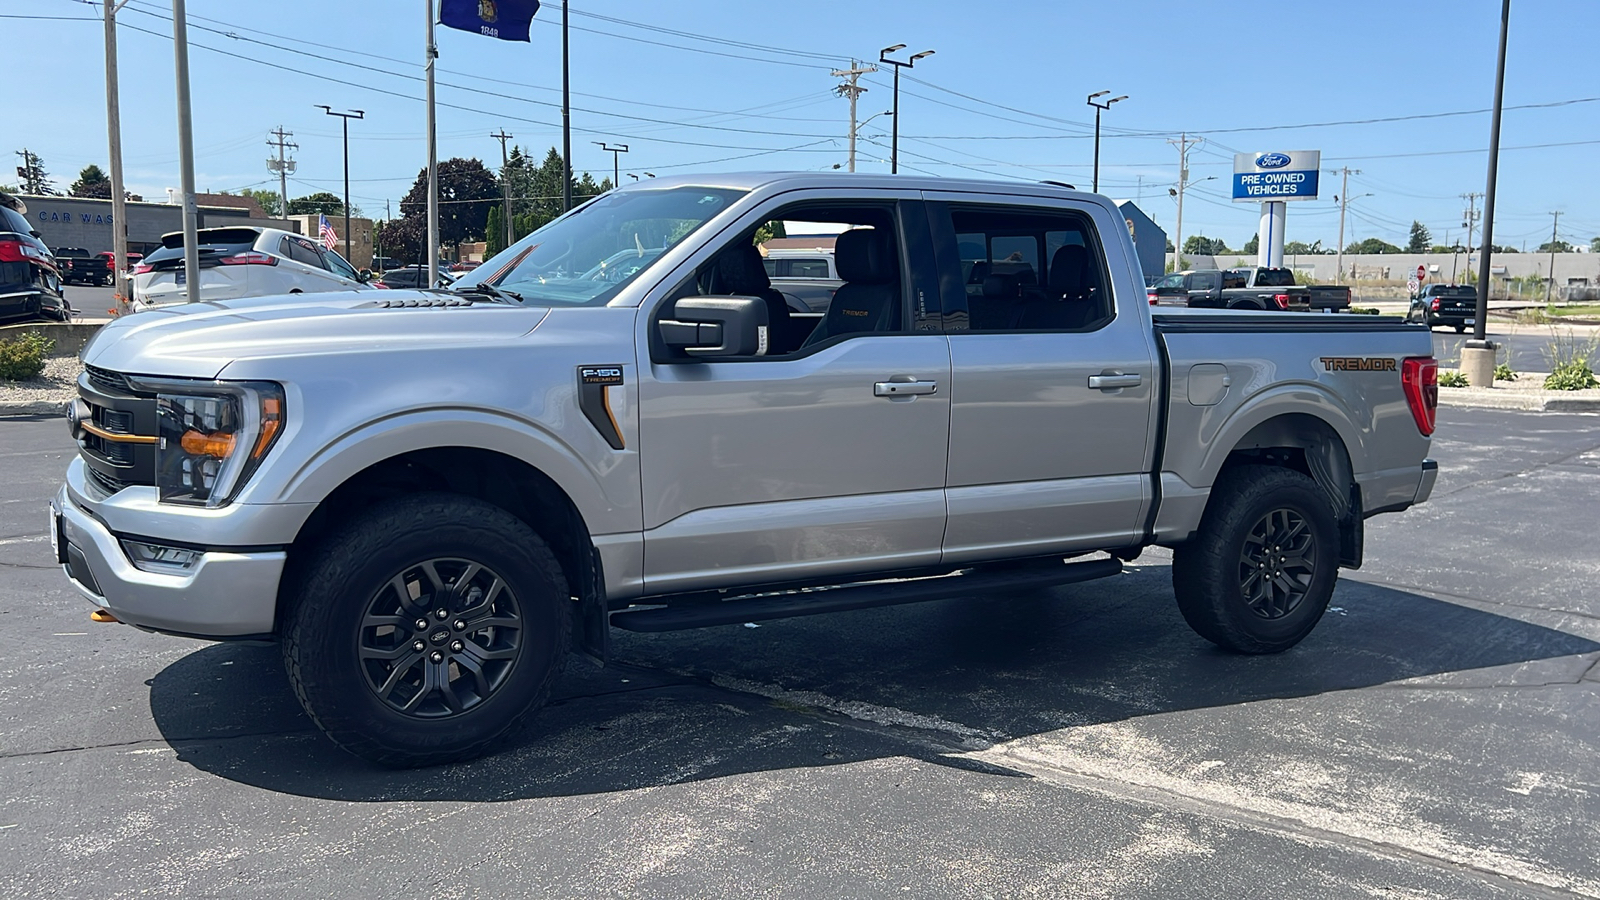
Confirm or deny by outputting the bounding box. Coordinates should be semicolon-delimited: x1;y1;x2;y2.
1272;293;1291;310
0;238;47;264
1430;298;1440;311
1401;357;1439;436
218;251;277;266
131;262;154;275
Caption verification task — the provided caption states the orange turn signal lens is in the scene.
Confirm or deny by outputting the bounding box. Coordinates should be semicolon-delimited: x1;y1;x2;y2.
179;429;237;458
253;397;282;459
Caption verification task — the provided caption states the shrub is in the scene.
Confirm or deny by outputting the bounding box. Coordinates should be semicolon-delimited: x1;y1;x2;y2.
1493;363;1517;382
1438;370;1470;388
1544;361;1598;391
0;332;53;381
1348;307;1381;315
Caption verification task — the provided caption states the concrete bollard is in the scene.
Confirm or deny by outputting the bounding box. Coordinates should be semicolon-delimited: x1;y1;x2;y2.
1461;341;1497;388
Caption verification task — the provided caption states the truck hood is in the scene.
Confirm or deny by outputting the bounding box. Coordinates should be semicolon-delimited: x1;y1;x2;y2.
81;291;550;379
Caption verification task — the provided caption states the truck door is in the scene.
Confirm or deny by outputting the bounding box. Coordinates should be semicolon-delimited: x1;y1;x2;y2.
925;194;1156;563
635;195;951;595
1188;269;1222;305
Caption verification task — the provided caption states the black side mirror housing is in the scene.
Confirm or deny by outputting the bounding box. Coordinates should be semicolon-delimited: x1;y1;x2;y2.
659;296;769;359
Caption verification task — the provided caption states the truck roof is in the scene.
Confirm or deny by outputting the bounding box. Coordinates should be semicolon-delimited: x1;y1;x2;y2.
611;171;1094;200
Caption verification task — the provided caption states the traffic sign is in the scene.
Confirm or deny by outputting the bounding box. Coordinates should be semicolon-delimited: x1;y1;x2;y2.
1407;278;1420;295
1416;265;1426;282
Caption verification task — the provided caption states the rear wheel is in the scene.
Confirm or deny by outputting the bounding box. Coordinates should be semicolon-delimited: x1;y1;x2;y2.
1228;300;1263;311
1172;465;1339;653
282;493;571;767
1454;324;1466;333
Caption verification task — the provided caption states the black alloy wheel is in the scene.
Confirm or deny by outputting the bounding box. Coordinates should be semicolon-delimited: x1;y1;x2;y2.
359;558;523;718
1236;508;1316;619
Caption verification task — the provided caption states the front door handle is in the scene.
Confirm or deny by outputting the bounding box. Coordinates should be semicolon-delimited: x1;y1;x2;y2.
874;379;938;397
1088;373;1142;390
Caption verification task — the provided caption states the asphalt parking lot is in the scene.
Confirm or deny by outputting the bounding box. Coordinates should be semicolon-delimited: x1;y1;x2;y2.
1;407;1598;898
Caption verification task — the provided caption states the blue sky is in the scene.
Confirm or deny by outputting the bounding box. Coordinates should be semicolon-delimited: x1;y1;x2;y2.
8;0;1599;252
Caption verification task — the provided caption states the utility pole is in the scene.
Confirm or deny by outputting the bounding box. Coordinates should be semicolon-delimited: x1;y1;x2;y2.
1167;133;1201;271
266;126;297;219
492;129;514;250
425;0;439;287
1334;167;1362;285
832;62;875;173
103;0;131;314
1546;210;1562;304
14;150;50;195
592;142;628;195
1460;192;1482;281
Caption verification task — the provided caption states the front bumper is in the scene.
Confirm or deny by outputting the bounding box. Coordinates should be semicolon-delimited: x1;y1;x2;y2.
50;482;286;638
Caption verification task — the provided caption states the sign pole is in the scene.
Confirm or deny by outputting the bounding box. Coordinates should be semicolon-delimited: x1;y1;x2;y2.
103;0;131;315
171;0;200;305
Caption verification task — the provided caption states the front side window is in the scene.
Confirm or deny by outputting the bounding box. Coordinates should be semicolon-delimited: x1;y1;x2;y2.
456;186;745;307
948;205;1112;332
320;248;360;280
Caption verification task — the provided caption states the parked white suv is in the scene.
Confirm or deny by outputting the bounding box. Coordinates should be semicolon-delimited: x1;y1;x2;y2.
131;226;373;311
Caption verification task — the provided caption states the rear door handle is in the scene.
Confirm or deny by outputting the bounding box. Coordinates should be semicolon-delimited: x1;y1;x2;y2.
1088;373;1142;390
874;379;938;397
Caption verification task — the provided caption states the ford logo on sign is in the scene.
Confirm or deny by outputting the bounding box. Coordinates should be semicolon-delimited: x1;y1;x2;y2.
1255;153;1292;169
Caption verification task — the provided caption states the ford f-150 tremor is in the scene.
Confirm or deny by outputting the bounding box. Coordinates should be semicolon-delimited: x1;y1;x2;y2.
51;173;1439;766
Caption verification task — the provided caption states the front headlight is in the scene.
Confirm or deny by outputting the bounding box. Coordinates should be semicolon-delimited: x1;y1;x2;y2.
123;377;286;507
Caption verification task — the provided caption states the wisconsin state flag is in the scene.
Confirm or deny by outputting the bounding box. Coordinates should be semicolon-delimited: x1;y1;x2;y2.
440;0;540;42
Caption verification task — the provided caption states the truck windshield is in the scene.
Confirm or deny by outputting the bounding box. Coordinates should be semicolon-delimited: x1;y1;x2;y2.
1253;268;1296;287
455;186;746;306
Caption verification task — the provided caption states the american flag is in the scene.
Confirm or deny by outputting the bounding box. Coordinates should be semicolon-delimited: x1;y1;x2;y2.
318;214;338;250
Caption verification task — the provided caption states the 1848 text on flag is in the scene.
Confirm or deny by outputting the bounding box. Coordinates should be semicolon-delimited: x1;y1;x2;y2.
440;0;541;42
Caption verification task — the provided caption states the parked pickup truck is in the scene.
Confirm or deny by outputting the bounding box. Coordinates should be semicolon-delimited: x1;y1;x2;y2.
51;174;1439;767
1407;284;1476;332
1150;267;1348;312
54;246;110;286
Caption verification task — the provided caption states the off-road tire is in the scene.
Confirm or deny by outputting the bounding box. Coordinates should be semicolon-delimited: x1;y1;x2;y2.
1171;465;1339;654
1228;300;1263;311
282;492;570;767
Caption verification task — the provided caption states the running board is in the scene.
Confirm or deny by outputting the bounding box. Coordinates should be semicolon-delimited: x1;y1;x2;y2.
609;557;1123;633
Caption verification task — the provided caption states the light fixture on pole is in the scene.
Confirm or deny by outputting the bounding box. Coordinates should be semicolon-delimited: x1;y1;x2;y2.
593;142;628;191
878;44;934;175
1085;90;1127;194
316;105;363;263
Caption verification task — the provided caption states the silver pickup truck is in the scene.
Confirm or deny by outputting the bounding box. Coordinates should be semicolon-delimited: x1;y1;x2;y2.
49;173;1439;767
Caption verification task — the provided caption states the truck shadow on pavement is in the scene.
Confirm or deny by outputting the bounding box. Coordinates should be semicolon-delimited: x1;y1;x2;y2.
147;565;1600;801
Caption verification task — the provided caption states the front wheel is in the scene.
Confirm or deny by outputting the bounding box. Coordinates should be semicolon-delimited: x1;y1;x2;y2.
1172;465;1339;653
282;493;571;767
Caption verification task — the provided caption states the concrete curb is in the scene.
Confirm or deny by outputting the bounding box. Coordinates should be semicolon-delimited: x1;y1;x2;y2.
1437;388;1600;413
0;400;68;418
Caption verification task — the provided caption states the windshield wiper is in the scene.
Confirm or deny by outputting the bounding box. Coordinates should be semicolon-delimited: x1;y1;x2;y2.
452;282;523;304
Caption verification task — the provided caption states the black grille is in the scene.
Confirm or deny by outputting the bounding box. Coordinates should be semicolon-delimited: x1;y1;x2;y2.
86;466;133;497
84;364;132;394
95;407;133;434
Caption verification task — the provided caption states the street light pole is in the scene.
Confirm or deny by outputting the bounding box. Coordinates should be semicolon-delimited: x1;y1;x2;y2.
1085;91;1127;194
317;105;364;263
878;45;934;175
171;0;200;305
593;142;628;192
103;0;131;314
1463;0;1510;388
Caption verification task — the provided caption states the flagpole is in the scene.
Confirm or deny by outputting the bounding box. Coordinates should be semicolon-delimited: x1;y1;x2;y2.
425;0;440;288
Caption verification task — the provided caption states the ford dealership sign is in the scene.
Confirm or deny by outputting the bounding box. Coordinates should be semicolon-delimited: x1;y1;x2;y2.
1233;150;1320;201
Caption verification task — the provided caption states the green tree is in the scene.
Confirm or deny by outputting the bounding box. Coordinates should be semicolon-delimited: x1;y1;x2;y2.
1182;235;1229;255
288;192;359;217
69;164;110;198
242;188;284;217
398;157;500;247
1241;233;1259;255
1537;239;1573;253
485;204;506;255
1346;237;1402;254
14;150;52;194
754;220;787;244
1591;236;1600;253
1406;220;1432;253
1284;239;1325;255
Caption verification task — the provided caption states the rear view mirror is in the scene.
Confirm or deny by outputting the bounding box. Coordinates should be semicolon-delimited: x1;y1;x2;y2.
659;296;769;359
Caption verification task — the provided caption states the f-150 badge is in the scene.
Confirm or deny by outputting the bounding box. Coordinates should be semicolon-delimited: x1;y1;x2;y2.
578;366;625;449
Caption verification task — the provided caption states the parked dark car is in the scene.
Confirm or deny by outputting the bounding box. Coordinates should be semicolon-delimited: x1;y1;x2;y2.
375;265;455;289
55;246;110;286
0;193;71;324
95;250;142;275
1407;284;1477;332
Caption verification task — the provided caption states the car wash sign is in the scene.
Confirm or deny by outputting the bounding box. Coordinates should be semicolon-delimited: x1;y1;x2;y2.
1232;150;1320;201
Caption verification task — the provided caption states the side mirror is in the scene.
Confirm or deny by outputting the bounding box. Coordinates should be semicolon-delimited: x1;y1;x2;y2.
659;296;769;359
357;269;373;283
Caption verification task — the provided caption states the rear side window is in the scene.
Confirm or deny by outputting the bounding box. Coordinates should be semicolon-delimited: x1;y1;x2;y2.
1436;286;1476;298
1;207;33;234
1254;268;1295;287
946;205;1113;333
279;236;327;269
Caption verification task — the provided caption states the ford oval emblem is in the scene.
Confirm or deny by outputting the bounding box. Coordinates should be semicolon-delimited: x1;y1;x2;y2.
1255;153;1292;169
